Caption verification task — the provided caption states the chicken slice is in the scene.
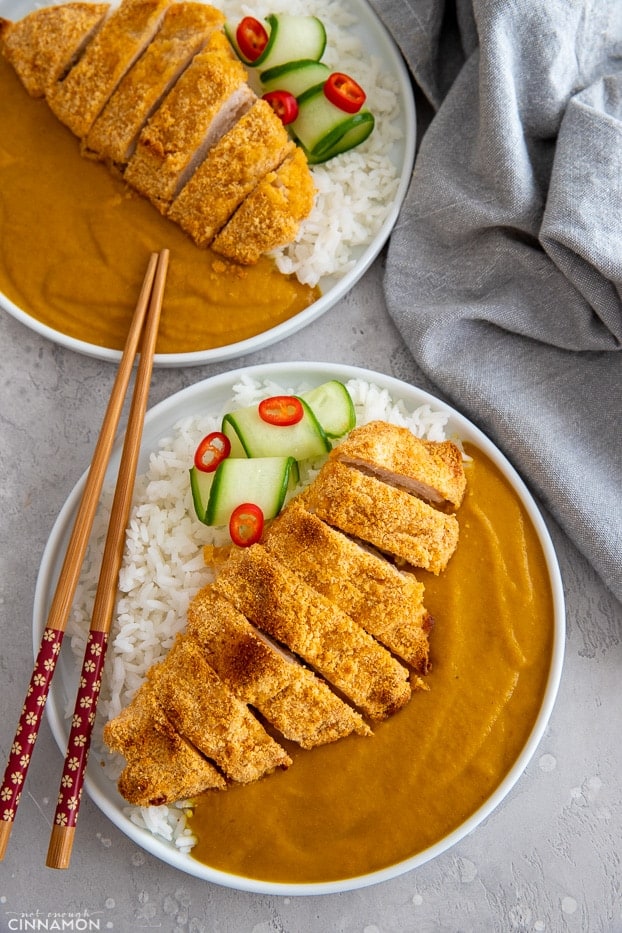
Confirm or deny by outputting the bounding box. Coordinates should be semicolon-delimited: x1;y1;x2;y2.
331;421;467;510
147;634;291;784
214;544;411;721
103;681;226;807
263;497;433;674
211;146;315;264
124;30;253;213
168;99;295;246
46;0;172;138
187;586;371;747
302;459;460;575
0;2;109;99
84;2;224;165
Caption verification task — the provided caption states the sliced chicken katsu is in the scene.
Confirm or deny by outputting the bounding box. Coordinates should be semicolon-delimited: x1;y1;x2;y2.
214;544;412;721
211;146;315;263
187;586;371;748
84;2;224;164
303;459;460;575
147;634;291;783
103;681;226;806
332;421;467;510
168;99;295;246
46;0;171;138
124;29;253;212
263;497;433;674
0;2;108;98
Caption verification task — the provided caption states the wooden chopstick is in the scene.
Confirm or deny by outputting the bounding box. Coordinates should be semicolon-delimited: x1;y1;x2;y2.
46;249;169;869
0;252;162;863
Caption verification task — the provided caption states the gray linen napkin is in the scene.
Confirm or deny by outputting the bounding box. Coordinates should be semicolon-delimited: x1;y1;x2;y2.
368;0;622;602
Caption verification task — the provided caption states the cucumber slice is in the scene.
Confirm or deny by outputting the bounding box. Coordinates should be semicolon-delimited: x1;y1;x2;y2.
206;456;299;526
222;398;330;460
260;59;330;97
301;381;356;438
189;466;215;523
291;84;375;159
253;14;326;70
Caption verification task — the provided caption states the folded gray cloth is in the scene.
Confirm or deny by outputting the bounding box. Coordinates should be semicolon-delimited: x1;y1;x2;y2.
368;0;622;602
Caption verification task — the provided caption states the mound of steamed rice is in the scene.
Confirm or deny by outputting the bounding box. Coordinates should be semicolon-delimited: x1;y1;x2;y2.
66;378;453;853
219;0;403;287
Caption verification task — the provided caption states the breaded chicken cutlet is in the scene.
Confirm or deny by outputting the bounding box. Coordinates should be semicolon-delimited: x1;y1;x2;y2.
103;680;226;806
84;2;224;164
124;29;253;212
214;544;412;721
263;497;433;674
303;459;460;575
147;634;291;783
187;587;371;747
46;0;172;138
168;99;295;247
0;2;108;98
332;421;467;510
211;147;316;264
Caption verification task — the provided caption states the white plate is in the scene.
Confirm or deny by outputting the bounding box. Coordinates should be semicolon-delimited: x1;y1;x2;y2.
34;362;565;894
0;0;416;367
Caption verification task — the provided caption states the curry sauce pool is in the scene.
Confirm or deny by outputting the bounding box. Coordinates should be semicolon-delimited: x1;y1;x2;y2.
187;445;554;883
0;56;319;355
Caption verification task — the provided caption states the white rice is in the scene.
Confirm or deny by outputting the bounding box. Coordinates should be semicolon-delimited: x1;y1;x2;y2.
218;0;403;286
66;378;453;853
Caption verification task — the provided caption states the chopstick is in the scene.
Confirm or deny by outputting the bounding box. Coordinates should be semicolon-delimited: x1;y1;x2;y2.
0;251;164;863
45;249;169;869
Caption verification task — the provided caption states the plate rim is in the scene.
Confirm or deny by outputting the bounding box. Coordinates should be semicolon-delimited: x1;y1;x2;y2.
0;0;417;367
33;360;566;895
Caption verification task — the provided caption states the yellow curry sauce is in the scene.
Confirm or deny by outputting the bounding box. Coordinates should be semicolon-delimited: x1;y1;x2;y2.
189;445;554;883
0;58;319;354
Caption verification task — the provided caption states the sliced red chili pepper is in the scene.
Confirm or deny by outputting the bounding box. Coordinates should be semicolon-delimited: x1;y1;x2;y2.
194;431;231;473
262;90;299;126
323;72;366;114
229;502;264;547
258;395;304;426
236;16;268;62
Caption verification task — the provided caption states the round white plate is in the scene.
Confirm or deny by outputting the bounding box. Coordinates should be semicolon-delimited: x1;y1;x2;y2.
34;362;565;894
0;0;416;367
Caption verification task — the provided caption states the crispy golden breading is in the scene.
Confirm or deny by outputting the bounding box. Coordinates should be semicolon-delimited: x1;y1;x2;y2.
103;681;226;806
187;586;371;747
264;497;433;673
211;146;315;264
214;544;411;721
331;421;467;510
124;30;252;212
0;2;108;98
147;634;291;783
303;459;460;575
168;99;295;246
84;2;224;164
46;0;171;138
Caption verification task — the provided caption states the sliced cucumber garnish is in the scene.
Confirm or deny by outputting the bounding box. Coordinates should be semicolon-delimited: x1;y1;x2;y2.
252;14;326;70
222;397;330;460
260;59;330;98
189;465;215;524
301;381;355;438
291;84;374;160
206;456;299;526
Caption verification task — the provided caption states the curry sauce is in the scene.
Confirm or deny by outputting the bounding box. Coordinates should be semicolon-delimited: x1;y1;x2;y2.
0;57;319;355
188;445;554;883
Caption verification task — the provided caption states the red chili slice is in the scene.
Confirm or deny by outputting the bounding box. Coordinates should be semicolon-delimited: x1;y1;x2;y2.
262;90;299;125
194;431;231;472
258;395;304;426
323;72;366;114
229;502;264;547
236;16;268;62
